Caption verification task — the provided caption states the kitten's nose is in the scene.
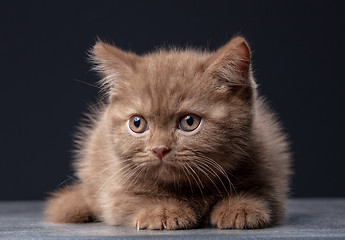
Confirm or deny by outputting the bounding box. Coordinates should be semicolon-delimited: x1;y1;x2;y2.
151;146;171;160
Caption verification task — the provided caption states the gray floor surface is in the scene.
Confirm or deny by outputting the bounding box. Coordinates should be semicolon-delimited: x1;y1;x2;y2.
0;199;345;239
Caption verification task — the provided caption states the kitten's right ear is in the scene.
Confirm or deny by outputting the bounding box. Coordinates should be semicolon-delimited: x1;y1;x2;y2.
90;40;139;91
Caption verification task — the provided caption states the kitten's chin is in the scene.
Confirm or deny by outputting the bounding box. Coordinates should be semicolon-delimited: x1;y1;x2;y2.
157;165;173;178
145;159;179;183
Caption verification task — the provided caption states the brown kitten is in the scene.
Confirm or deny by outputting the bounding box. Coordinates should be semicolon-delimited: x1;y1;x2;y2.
44;36;291;230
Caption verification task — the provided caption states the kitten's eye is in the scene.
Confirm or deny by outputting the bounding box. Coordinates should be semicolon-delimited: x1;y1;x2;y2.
179;114;201;132
128;116;148;133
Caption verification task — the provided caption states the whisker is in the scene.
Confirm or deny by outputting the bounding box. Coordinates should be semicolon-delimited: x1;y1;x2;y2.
199;157;238;195
191;152;238;195
184;162;204;196
95;171;118;197
119;165;142;187
185;162;204;189
56;175;77;188
82;166;112;184
113;165;138;185
179;163;194;194
81;159;133;185
73;78;99;88
176;151;237;196
193;161;230;197
95;163;135;197
189;162;223;196
126;167;145;191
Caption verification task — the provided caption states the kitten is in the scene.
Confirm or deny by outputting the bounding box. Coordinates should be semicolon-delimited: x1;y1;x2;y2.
44;36;291;230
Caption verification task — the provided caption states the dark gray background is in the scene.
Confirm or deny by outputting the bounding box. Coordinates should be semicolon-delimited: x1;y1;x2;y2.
1;1;344;200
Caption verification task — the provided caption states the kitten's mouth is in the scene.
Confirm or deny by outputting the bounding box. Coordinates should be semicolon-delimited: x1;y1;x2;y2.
146;156;177;172
152;157;170;167
140;155;180;174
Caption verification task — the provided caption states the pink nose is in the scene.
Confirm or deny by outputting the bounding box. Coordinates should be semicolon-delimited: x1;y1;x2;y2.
151;147;171;160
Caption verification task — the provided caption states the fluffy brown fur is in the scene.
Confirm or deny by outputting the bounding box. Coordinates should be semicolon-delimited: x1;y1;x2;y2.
44;36;291;230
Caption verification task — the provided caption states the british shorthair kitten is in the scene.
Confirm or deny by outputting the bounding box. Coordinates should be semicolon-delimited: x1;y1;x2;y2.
44;36;291;230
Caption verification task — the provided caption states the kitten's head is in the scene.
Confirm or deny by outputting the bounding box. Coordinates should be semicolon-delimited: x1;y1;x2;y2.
91;37;256;193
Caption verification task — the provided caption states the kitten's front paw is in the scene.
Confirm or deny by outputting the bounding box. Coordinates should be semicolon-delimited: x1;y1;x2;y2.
135;199;197;230
210;195;271;229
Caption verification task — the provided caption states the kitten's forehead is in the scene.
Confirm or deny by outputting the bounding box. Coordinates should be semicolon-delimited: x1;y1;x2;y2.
139;50;208;81
137;54;205;105
111;50;229;122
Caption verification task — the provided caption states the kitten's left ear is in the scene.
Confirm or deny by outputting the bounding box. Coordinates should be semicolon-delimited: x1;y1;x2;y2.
206;36;255;92
90;39;139;91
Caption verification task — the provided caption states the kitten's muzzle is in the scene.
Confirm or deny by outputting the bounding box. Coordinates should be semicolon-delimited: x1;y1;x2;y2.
151;146;171;160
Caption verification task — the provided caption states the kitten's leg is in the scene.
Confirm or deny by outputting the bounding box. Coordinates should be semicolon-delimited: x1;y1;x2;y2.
44;184;95;223
101;193;198;230
210;194;272;229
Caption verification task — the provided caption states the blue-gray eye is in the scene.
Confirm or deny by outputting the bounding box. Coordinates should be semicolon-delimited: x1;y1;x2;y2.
129;116;148;133
179;114;201;132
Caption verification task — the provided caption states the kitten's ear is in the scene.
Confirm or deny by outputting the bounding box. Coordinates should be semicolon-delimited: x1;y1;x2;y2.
90;39;139;91
206;36;254;92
